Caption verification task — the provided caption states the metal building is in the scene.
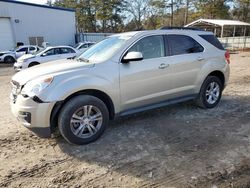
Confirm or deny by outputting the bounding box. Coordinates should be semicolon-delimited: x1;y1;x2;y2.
0;0;76;51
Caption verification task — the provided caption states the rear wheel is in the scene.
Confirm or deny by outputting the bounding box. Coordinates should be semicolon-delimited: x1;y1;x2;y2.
58;95;109;145
28;62;40;67
4;56;15;64
195;76;223;108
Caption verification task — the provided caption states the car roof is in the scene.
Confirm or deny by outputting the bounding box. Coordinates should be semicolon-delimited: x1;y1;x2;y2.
45;45;75;50
17;45;38;48
78;41;95;44
112;29;214;38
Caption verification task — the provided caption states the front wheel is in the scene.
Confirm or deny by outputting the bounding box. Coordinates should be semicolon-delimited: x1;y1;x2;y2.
195;76;223;109
58;95;109;145
4;56;15;64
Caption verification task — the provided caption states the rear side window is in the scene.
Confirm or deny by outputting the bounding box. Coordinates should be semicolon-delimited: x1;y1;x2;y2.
29;46;36;51
199;35;224;50
168;35;204;56
60;48;75;54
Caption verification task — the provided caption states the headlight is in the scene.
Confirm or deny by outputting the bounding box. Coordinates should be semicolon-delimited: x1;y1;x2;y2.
18;58;27;63
21;76;53;97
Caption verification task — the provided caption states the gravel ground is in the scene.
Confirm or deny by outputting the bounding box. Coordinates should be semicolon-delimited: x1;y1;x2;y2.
0;52;250;188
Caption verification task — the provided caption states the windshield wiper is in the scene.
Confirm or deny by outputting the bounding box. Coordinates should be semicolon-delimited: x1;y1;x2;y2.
77;57;89;63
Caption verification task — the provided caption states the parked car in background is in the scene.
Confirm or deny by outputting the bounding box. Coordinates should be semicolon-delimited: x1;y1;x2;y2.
14;46;79;71
74;41;95;52
10;29;230;145
0;45;40;64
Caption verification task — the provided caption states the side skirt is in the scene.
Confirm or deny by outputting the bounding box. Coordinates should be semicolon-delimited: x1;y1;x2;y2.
118;94;197;117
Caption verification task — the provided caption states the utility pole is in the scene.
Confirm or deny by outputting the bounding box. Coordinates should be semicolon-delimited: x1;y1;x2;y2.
170;0;174;26
184;0;189;26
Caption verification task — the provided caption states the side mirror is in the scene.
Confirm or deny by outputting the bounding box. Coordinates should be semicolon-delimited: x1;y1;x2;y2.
41;53;47;57
122;51;143;63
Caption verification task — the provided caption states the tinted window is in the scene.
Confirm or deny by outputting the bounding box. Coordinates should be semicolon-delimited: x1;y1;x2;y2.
16;47;28;52
43;48;60;56
29;46;36;51
199;35;224;50
128;35;165;59
168;35;204;56
79;44;88;49
61;48;75;54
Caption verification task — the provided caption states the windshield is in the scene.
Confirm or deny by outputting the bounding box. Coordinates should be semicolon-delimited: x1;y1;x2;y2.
77;36;130;63
74;43;81;49
32;48;44;55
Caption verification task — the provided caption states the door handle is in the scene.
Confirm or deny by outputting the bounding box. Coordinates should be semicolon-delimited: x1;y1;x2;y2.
159;63;169;69
197;57;204;61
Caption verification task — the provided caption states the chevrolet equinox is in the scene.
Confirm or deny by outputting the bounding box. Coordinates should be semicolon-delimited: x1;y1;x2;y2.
10;29;230;145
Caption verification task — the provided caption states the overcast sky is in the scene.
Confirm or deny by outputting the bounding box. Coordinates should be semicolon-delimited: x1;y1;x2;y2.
16;0;49;5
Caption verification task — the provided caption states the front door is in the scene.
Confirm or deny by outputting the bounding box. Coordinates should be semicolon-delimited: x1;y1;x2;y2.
119;35;172;112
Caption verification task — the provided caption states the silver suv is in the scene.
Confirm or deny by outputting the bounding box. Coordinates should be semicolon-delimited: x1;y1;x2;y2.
10;29;230;145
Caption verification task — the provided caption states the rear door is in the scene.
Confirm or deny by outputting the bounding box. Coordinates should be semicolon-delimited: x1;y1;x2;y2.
15;47;29;58
60;47;77;59
166;34;205;97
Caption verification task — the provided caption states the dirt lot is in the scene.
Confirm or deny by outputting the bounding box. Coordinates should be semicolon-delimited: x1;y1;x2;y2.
0;52;250;188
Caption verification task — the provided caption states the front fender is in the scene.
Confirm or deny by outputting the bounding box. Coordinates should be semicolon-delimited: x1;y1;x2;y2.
3;53;16;59
39;73;120;112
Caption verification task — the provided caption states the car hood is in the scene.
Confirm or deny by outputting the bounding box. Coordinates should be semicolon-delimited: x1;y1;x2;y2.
18;54;35;61
12;59;95;85
0;50;14;54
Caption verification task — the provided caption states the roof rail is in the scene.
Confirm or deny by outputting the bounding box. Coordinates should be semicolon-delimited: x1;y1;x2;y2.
159;26;204;31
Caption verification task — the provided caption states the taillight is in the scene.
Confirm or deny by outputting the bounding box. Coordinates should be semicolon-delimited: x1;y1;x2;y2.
225;50;230;64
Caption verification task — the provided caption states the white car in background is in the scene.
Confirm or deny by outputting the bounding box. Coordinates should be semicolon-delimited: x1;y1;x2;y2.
74;41;95;52
14;46;79;71
0;45;40;64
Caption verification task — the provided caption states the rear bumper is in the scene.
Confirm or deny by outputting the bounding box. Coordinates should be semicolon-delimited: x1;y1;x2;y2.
10;94;56;138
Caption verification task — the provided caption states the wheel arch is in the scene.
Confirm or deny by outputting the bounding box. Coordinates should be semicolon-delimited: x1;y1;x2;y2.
50;89;115;133
4;55;16;62
207;70;225;88
28;61;40;67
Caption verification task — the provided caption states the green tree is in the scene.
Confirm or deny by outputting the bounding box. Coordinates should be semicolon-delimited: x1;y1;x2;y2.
232;0;250;22
192;0;231;19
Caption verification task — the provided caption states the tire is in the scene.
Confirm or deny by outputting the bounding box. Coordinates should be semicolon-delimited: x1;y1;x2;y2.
58;95;109;145
195;76;223;109
4;56;15;64
28;62;40;68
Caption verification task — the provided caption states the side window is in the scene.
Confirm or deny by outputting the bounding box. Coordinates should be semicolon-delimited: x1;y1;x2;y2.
168;35;204;56
16;47;28;52
128;35;165;59
60;48;70;54
199;35;224;50
61;48;75;53
54;48;61;55
29;46;36;51
80;44;88;49
43;49;54;56
69;48;76;53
